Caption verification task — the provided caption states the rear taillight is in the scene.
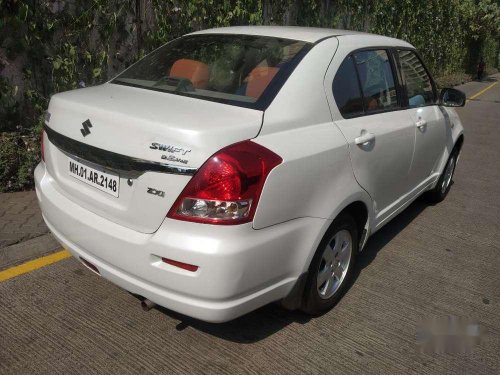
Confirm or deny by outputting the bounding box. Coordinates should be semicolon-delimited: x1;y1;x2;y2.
41;130;45;162
167;140;282;225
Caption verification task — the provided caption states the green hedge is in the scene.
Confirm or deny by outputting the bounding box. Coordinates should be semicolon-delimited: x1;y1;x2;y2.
0;0;498;191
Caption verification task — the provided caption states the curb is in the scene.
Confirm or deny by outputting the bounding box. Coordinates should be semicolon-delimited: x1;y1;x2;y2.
0;233;61;271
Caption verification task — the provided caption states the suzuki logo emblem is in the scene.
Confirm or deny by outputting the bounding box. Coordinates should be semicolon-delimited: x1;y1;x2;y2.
81;119;93;137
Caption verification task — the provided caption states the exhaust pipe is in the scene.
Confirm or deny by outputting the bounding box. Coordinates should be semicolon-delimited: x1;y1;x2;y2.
141;298;156;311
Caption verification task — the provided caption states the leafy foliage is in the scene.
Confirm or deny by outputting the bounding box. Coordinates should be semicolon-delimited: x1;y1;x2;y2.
0;0;498;191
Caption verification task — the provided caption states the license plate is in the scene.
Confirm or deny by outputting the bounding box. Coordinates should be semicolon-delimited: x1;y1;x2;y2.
68;157;120;197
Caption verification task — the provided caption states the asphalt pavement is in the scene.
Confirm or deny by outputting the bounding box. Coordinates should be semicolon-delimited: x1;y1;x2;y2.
0;76;499;374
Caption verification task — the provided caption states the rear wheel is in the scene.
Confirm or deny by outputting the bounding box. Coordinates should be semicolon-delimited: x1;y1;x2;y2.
425;151;457;203
301;214;358;315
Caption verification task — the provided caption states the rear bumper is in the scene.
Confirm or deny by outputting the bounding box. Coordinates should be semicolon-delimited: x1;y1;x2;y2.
35;162;327;322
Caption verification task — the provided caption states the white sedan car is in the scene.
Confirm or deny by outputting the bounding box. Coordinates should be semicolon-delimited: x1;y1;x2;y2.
35;26;465;322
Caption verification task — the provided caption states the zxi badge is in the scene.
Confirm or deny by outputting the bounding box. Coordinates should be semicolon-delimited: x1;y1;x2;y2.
81;119;93;137
147;187;165;198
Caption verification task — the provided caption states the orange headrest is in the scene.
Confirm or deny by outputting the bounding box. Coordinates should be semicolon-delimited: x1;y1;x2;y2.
367;98;378;110
170;59;209;89
245;67;279;98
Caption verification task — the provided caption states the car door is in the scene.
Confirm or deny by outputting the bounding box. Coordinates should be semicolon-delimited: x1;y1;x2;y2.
327;49;415;222
396;50;447;189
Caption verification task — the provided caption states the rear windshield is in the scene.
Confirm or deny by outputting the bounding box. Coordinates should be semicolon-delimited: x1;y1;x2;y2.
112;34;310;110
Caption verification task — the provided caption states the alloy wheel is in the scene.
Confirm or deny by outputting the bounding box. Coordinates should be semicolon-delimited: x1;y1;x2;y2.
317;229;352;299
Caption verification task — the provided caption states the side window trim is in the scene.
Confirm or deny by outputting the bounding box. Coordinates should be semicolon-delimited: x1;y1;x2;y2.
352;54;367;114
386;48;404;108
389;48;408;108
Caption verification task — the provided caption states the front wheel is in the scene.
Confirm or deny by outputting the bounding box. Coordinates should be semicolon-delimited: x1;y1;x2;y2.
301;214;358;315
425;151;457;203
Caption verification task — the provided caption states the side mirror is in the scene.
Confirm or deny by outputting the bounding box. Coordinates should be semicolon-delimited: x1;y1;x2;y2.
439;88;466;107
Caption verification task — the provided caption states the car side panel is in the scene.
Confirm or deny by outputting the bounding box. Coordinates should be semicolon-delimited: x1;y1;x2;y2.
332;113;415;218
406;105;447;188
252;36;373;240
432;106;464;182
253;123;372;274
253;123;373;229
322;40;417;227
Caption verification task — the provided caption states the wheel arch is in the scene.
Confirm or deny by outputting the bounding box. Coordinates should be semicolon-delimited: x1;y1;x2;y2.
304;195;373;276
282;199;370;310
454;133;464;154
337;201;369;251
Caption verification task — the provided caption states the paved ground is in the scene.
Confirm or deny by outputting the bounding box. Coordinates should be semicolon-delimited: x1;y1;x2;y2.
0;191;59;270
0;76;499;374
0;191;48;248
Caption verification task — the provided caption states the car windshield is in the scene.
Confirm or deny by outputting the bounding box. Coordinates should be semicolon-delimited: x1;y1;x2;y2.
112;34;310;109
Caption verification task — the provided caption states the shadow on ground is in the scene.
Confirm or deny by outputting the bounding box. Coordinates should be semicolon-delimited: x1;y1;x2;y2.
473;76;497;83
153;198;430;343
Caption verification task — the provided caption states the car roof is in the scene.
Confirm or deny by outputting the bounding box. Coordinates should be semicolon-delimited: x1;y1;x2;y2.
189;26;365;43
189;26;414;48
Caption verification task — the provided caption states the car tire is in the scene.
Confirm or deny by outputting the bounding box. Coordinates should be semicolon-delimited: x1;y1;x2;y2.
424;150;458;204
301;213;358;315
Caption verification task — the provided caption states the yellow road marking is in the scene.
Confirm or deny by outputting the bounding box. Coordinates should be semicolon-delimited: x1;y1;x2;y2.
0;249;70;282
468;81;498;100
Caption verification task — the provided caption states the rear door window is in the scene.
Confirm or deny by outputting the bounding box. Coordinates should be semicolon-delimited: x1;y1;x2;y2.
397;50;435;107
353;50;399;113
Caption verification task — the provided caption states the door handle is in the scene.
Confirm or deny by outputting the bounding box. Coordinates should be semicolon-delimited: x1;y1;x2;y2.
354;132;375;146
415;119;427;129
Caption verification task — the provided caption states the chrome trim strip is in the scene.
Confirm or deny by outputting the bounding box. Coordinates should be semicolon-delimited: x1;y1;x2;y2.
43;124;197;176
